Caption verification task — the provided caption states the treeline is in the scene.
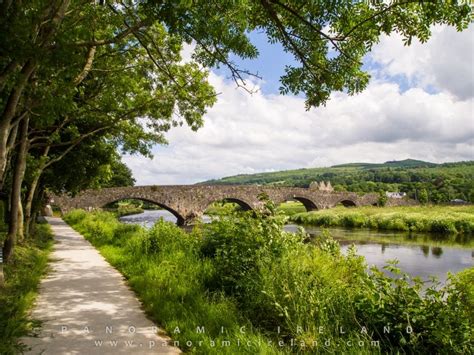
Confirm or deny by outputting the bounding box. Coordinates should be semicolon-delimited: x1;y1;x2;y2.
204;160;474;203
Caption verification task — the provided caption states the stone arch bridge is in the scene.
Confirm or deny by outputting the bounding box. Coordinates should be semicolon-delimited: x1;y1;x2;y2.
50;185;382;226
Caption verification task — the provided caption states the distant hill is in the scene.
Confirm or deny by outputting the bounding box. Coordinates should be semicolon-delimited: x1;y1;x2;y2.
331;159;438;169
199;160;474;204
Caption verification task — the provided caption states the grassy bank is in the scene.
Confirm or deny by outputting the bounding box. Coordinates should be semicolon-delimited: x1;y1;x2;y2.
205;201;242;216
206;201;306;217
114;205;144;217
0;223;54;354
65;208;473;354
291;205;474;235
277;201;307;216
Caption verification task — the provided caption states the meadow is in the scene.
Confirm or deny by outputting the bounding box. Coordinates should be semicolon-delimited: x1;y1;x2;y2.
290;205;474;235
63;206;473;354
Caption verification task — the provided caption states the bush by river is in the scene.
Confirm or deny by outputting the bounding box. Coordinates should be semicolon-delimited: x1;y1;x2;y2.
64;206;473;354
290;205;474;235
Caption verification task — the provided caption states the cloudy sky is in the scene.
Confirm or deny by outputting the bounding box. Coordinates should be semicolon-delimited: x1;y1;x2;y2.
123;25;474;185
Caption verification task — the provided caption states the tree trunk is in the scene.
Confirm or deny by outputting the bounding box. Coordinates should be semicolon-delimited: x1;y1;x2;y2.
0;119;12;189
0;122;19;191
26;186;44;238
0;60;36;187
17;197;24;242
0;0;72;186
24;168;42;237
2;115;29;263
24;144;51;237
24;173;45;238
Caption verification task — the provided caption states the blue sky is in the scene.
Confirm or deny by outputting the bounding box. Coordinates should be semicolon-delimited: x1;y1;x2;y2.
214;31;297;95
124;25;474;185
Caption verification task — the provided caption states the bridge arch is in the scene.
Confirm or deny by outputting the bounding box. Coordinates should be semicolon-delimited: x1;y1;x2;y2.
102;197;186;226
337;199;357;208
286;196;319;211
221;198;253;211
204;197;254;213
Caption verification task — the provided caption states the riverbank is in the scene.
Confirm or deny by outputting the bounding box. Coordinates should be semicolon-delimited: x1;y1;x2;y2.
115;205;144;217
64;208;473;353
290;205;474;235
0;223;53;354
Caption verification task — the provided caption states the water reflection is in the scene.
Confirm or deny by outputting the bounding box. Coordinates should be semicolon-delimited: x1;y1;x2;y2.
421;245;430;257
283;224;472;284
120;209;178;228
120;210;473;284
119;209;214;228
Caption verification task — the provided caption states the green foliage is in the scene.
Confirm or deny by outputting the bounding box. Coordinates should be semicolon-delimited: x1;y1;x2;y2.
200;208;301;298
65;209;473;353
291;205;474;235
0;224;54;354
377;191;388;207
95;156;136;188
355;263;473;353
62;209;88;226
276;201;307;216
418;188;429;204
115;206;144;217
204;202;243;216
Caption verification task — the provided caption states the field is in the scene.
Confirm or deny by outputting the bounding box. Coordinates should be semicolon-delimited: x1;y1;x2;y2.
290;205;474;235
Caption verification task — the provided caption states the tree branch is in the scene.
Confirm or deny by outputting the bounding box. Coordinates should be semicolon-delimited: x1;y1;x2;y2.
40;125;111;164
73;20;148;47
260;0;328;82
339;0;430;41
268;0;358;63
73;46;97;86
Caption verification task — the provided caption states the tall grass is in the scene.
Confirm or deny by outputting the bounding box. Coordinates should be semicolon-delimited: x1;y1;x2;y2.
65;208;473;354
276;201;307;216
0;223;54;354
291;205;474;235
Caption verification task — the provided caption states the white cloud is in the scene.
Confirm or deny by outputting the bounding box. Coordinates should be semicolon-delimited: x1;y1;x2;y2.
369;24;474;99
123;25;474;185
124;74;473;185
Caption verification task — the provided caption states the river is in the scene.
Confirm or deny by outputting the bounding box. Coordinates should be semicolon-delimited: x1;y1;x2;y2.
120;210;473;284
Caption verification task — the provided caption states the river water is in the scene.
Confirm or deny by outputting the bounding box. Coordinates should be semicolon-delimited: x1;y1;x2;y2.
120;210;473;284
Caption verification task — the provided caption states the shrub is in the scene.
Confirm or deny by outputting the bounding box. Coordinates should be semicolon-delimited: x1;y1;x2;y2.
430;219;457;234
63;209;87;225
355;263;473;353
